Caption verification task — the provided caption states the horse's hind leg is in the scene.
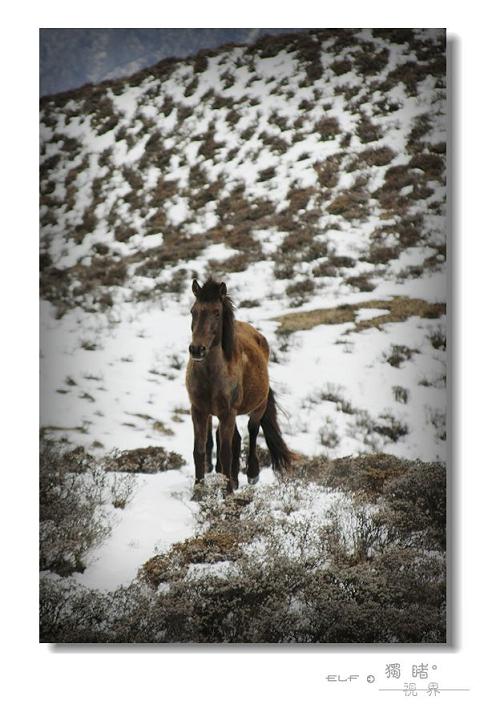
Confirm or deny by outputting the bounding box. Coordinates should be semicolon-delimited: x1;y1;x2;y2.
247;402;266;485
247;400;269;485
205;416;214;473
215;426;222;473
231;424;241;490
247;419;260;485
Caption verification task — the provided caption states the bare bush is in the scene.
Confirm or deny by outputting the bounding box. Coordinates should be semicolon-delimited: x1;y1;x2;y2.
39;441;110;576
103;446;185;473
40;454;446;643
109;473;138;509
319;417;340;448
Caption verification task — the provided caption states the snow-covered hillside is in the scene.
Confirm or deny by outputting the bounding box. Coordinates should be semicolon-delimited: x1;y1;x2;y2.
39;29;447;617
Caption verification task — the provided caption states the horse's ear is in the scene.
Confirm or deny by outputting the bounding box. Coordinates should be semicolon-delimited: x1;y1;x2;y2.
219;282;227;299
192;279;201;298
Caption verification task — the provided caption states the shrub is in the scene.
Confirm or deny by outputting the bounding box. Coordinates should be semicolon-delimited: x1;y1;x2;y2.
428;327;446;351
258;166;276;182
366;243;400;264
315;116;340;141
353;47;389;75
319;417;340;448
351;146;396;169
315;154;343;189
346;274;375;292
109;473;137;509
39;441;110;576
327;178;369;221
193;54;208;73
384;344;418;368
331;59;352;75
103;446;185;473
376;461;446;549
393;386;409;404
184;77;198;98
356;115;383;143
373;412;409;442
348;409;408;451
285;278;315;306
40;453;446;643
427;408;446;442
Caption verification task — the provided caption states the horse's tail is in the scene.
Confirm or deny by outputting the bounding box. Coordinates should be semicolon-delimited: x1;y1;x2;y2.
260;387;295;473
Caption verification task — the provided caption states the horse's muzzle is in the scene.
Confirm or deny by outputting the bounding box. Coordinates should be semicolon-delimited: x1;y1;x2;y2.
189;344;207;361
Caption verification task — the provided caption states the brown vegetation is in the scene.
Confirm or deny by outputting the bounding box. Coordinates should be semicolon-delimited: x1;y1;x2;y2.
274;296;446;333
40;447;446;643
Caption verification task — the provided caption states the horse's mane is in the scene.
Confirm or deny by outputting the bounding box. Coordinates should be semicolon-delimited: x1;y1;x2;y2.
197;279;236;361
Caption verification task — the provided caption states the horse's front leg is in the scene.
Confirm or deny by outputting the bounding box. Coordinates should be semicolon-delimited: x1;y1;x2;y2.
205;415;214;473
218;412;236;494
191;407;209;489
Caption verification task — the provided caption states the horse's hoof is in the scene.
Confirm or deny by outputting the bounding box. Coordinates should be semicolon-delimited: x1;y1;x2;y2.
191;483;205;501
248;475;259;486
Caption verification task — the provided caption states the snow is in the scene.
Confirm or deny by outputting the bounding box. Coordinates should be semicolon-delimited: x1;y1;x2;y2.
138;233;163;250
185;561;239;580
40;261;446;465
355;307;390;322
202;243;240;261
76;469;198;590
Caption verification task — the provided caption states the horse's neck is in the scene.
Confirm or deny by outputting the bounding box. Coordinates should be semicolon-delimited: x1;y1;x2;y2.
197;341;237;378
222;316;237;362
191;345;225;377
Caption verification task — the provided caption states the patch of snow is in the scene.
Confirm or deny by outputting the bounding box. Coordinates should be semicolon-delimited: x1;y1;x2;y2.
74;469;198;591
355;308;390;322
202;243;240;261
185;561;239;580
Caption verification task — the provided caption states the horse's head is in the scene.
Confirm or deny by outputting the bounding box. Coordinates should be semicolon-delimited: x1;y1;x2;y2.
189;279;227;361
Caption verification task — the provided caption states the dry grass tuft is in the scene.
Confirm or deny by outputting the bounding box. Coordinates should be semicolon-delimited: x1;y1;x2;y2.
274;297;445;333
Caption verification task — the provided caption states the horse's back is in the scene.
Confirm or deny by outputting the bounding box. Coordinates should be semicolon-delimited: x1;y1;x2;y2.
234;320;270;414
235;321;270;361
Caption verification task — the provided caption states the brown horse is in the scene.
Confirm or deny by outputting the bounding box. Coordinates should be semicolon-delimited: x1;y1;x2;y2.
185;278;293;493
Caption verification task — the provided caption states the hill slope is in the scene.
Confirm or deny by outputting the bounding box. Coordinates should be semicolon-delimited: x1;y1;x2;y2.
40;28;446;463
